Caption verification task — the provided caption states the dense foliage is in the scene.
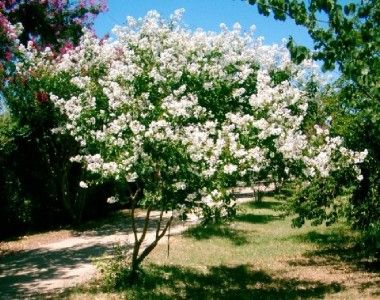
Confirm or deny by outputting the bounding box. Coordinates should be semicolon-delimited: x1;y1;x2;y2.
247;0;380;236
0;0;107;237
14;10;366;277
0;0;106;63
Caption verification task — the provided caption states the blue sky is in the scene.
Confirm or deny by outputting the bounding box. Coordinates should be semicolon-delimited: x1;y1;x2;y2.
94;0;314;48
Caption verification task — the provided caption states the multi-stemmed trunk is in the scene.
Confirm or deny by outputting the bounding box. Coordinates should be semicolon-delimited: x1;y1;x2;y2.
127;186;173;282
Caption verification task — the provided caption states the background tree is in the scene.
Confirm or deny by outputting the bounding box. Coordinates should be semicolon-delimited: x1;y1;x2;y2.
247;0;380;250
0;0;106;61
0;0;108;237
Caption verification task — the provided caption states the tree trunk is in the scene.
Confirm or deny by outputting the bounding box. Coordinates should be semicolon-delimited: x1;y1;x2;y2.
128;190;173;282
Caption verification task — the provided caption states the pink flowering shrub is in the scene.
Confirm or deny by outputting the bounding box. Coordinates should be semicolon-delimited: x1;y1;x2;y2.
0;0;106;72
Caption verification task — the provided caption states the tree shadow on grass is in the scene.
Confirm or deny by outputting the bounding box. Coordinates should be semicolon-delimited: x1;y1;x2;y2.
247;200;283;210
112;264;342;299
235;213;281;224
184;224;248;246
288;229;380;273
295;230;352;246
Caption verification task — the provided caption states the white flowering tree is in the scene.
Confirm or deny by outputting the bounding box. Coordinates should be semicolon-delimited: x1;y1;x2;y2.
16;10;366;279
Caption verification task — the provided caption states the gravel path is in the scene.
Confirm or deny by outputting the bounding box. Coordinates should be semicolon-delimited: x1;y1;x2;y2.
0;188;264;299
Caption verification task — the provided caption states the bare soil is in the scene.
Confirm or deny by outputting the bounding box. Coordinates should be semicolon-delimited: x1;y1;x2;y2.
0;208;196;299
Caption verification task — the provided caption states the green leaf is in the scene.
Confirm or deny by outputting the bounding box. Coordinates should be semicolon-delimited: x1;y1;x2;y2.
344;3;356;15
258;2;271;16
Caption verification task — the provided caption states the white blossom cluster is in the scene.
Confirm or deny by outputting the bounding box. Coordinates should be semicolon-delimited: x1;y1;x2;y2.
17;10;367;216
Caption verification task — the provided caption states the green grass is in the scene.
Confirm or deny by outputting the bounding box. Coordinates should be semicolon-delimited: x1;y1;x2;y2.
58;197;380;299
148;200;354;268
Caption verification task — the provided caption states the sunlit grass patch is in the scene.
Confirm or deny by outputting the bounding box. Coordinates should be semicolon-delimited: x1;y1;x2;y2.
58;197;380;299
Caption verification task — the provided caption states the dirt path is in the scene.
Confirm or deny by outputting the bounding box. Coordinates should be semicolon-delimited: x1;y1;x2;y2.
0;210;200;299
0;188;263;299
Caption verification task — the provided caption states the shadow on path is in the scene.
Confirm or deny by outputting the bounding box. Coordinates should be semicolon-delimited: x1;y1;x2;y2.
72;210;165;237
0;210;185;299
0;242;115;299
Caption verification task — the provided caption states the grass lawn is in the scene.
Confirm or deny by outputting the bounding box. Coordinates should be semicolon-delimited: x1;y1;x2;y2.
60;197;380;299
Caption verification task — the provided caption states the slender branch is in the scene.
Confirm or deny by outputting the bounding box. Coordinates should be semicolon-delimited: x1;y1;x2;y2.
127;185;140;244
155;207;165;239
131;204;138;245
137;207;152;245
252;0;330;24
127;184;143;271
136;215;174;266
158;215;174;243
167;214;171;258
131;206;152;267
